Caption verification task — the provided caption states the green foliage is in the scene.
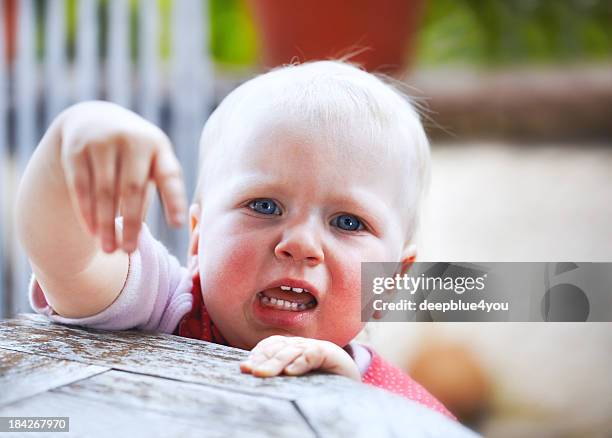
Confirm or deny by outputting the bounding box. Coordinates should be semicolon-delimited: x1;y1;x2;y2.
417;0;612;66
158;0;171;60
209;0;257;66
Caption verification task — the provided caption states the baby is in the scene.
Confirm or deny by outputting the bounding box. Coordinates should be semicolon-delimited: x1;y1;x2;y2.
16;61;453;420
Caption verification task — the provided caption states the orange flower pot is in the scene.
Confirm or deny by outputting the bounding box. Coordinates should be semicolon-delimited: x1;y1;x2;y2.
247;0;425;75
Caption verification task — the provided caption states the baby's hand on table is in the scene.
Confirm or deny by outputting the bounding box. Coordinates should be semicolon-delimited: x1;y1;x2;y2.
240;335;361;381
60;101;187;253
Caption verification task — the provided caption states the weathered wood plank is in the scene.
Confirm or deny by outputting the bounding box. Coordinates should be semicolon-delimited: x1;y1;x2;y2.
52;370;313;437
0;348;108;406
0;315;478;437
296;389;478;438
1;390;293;438
0;315;353;401
5;313;249;358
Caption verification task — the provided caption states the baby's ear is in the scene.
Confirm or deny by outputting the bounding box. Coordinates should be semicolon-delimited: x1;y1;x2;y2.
187;204;201;273
399;244;417;276
189;203;201;233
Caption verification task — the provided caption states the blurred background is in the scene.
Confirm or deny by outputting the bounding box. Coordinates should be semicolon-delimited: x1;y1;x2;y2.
0;0;611;436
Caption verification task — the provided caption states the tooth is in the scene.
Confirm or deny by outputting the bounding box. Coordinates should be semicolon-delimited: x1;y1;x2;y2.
261;296;270;304
280;286;291;291
291;287;303;293
290;302;298;310
297;303;306;310
284;301;291;309
271;297;278;304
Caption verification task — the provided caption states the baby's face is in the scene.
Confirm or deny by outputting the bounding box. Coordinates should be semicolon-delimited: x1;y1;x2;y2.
192;119;415;350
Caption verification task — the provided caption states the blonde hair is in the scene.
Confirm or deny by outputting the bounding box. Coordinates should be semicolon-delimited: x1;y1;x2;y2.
194;60;430;243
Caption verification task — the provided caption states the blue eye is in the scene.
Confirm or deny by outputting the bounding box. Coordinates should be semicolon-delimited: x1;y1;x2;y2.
249;199;281;215
332;214;363;232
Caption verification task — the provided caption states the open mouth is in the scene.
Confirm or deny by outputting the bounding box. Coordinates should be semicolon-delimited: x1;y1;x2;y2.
256;287;318;312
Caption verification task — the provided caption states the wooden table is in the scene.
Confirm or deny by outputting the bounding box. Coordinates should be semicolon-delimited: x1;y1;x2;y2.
0;314;477;437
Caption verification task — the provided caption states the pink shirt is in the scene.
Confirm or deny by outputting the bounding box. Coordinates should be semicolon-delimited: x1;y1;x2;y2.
29;221;455;421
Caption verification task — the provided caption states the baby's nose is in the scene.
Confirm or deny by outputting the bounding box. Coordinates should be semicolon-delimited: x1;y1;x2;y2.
274;222;324;266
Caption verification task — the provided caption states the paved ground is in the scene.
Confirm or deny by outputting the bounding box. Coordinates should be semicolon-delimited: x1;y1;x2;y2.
419;141;612;261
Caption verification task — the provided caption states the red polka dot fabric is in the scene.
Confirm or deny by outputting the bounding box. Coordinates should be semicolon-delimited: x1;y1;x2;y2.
362;348;457;421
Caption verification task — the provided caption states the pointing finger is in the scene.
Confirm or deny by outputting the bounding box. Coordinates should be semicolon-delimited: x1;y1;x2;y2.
152;147;187;227
117;145;152;253
90;144;119;253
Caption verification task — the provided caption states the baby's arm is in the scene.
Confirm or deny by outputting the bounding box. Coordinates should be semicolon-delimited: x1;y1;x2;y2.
239;335;361;381
15;101;186;318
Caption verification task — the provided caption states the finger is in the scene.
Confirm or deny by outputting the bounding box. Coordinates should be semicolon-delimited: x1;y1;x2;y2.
283;354;312;376
151;145;187;227
241;336;295;371
90;144;119;253
117;145;153;253
252;335;304;353
65;150;96;235
247;335;314;367
245;345;285;370
251;345;304;377
249;336;291;363
283;346;325;375
239;360;255;373
142;181;156;222
242;339;288;371
254;335;287;349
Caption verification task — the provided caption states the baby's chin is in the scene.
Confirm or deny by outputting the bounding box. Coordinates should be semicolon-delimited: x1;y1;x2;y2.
216;298;364;350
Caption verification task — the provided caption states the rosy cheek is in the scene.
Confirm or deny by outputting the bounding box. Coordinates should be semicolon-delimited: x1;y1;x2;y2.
338;264;361;300
318;259;363;345
323;244;385;336
326;253;362;311
222;237;261;276
200;232;261;285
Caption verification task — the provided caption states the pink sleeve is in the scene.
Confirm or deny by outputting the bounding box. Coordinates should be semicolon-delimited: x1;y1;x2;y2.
361;345;457;421
29;219;193;334
344;341;373;376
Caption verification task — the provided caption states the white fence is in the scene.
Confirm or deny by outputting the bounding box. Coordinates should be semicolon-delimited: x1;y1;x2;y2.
0;0;216;317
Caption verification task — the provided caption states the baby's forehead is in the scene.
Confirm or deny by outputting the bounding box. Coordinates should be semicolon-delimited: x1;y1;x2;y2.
204;89;421;187
221;116;414;207
228;112;412;174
